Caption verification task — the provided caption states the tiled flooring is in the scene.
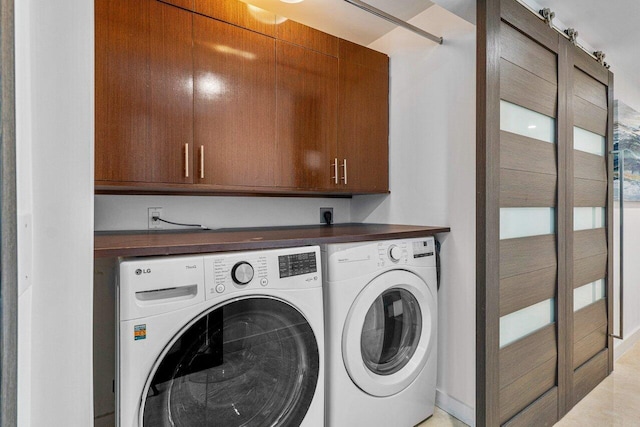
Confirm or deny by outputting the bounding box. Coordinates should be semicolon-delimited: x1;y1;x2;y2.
421;340;640;427
418;407;468;426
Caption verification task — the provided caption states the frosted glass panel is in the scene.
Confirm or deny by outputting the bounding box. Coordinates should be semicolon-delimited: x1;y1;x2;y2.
574;127;605;156
500;299;555;348
500;208;555;239
574;207;606;231
500;100;556;143
574;279;606;312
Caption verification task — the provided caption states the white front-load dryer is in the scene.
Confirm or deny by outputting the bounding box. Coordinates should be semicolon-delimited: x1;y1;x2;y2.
322;238;438;427
117;246;324;427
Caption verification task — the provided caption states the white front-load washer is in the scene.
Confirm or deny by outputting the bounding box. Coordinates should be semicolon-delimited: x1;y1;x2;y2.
322;237;438;427
117;246;324;427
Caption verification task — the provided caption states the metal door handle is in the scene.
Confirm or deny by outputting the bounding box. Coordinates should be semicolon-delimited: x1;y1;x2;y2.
184;143;189;178
340;158;348;185
331;158;338;184
610;149;626;340
200;145;204;179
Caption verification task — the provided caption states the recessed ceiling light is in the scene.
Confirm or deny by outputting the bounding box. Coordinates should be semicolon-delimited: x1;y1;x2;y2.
280;0;304;3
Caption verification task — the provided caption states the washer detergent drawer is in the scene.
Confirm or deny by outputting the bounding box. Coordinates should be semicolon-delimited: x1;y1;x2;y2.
119;255;205;321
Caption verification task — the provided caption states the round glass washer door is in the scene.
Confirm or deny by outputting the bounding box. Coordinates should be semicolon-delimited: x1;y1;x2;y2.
342;270;436;397
140;297;320;427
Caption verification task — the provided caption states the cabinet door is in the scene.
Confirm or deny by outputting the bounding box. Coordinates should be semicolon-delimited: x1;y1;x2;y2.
193;16;277;187
96;0;193;184
276;41;338;190
338;40;389;193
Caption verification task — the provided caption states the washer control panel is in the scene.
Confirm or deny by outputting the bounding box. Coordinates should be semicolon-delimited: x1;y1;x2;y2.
203;246;321;299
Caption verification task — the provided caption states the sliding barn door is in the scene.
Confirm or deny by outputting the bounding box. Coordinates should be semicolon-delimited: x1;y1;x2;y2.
477;0;614;426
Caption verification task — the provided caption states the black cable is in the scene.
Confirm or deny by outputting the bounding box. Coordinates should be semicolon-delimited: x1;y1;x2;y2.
435;238;441;291
152;216;210;230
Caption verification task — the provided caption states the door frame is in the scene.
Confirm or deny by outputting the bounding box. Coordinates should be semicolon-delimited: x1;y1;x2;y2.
0;0;18;424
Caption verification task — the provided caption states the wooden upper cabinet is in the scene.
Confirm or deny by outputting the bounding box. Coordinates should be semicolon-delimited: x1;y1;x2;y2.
95;0;193;184
275;19;339;57
193;15;277;188
194;0;276;37
275;41;338;190
338;39;389;193
158;0;193;10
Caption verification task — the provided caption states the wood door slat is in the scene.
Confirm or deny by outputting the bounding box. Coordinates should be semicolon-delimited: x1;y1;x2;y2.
500;324;557;388
501;169;557;207
500;131;557;175
502;387;558;427
194;0;276;36
574;178;607;207
574;253;607;288
499;357;557;424
500;266;556;316
574;150;606;182
573;349;608;405
500;234;557;279
574;322;607;369
574;68;607;110
501;59;557;118
574;50;609;86
574;96;607;136
500;23;557;84
574;299;607;342
500;0;559;53
574;228;607;260
276;19;338;57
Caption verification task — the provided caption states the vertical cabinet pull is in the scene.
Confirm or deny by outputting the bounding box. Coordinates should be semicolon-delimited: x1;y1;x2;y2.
200;145;205;179
184;143;189;178
331;158;338;184
340;158;348;185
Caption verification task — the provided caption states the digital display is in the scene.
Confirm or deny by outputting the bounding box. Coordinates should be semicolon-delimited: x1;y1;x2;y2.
278;252;317;278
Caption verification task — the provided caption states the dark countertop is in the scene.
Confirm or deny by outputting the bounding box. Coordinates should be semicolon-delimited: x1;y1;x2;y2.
95;223;450;258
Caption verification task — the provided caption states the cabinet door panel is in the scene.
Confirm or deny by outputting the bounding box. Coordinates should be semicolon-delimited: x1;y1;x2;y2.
96;0;193;184
194;0;276;37
276;41;338;190
194;16;277;187
158;0;193;10
338;40;389;192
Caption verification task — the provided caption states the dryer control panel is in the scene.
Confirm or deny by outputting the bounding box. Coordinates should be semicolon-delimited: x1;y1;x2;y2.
322;238;436;282
203;246;321;299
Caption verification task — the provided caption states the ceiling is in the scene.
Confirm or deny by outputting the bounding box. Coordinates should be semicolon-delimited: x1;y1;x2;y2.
242;0;639;78
242;0;436;46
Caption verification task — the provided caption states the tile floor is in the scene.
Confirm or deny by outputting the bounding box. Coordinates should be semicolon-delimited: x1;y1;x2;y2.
421;339;640;427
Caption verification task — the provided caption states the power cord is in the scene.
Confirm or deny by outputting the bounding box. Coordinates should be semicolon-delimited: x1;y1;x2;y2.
152;215;210;230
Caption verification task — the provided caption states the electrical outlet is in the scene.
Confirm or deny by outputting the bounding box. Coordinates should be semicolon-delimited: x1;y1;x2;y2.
320;207;334;224
148;207;164;229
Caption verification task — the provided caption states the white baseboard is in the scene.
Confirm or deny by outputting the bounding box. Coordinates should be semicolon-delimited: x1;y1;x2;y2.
614;325;640;361
435;389;475;427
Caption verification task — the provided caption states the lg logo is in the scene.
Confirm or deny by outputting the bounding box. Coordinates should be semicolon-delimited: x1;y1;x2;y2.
135;268;151;275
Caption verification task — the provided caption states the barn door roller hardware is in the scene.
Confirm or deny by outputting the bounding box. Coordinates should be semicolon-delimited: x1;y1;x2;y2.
343;0;443;44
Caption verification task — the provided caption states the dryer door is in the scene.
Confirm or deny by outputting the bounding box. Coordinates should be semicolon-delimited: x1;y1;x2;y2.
140;297;320;426
342;270;436;397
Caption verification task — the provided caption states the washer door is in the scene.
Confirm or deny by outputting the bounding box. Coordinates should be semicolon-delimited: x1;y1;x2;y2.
342;270;436;397
141;297;320;427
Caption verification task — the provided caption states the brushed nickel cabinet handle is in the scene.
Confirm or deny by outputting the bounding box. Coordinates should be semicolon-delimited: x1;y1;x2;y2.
341;158;348;185
200;145;204;179
184;143;189;178
331;158;338;184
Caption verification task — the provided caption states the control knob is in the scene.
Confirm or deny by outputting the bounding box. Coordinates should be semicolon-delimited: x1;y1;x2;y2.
231;261;254;285
388;245;402;262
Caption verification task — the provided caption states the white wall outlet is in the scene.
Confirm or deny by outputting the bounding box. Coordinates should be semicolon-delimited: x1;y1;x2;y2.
148;207;164;229
320;207;334;224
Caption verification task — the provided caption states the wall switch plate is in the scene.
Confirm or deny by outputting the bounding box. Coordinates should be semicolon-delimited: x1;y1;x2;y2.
320;207;334;224
148;207;164;229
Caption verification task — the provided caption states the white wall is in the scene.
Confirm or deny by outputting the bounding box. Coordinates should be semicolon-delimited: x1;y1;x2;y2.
15;0;95;425
353;6;476;425
95;195;351;231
